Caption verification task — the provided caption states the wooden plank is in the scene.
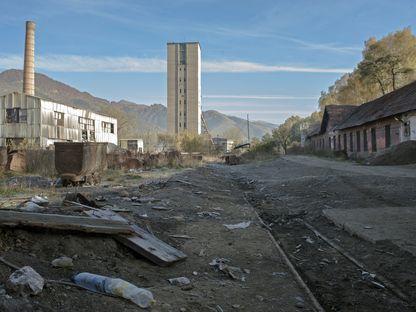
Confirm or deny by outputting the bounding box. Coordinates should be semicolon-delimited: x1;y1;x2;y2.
0;210;133;235
85;209;187;266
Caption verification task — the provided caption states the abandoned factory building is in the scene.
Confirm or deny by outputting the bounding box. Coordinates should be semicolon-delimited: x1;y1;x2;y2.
0;91;118;148
307;79;416;157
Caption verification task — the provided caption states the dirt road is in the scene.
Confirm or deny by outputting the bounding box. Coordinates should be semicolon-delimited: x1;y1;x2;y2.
226;155;416;311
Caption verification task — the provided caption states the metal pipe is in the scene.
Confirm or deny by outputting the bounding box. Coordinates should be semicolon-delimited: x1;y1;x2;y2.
23;21;36;96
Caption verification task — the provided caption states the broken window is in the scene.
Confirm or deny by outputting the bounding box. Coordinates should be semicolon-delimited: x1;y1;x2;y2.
81;130;88;141
79;117;95;131
19;109;27;123
102;122;114;134
404;121;410;137
54;111;64;127
6;108;26;123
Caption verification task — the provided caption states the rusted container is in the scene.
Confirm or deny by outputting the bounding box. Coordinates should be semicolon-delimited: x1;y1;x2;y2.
54;142;107;186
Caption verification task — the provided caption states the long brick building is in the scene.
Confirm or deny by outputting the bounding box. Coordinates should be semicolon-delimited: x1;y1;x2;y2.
306;80;416;157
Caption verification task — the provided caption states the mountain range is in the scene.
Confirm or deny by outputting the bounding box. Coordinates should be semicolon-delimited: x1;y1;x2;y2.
0;69;276;140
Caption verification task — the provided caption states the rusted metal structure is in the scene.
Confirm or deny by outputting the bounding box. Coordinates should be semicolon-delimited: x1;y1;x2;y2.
54;142;107;186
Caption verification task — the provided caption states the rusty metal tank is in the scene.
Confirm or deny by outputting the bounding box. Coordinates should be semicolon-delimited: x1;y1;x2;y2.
54;142;108;186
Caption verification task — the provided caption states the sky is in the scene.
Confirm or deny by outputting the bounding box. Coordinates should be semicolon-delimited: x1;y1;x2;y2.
1;0;416;124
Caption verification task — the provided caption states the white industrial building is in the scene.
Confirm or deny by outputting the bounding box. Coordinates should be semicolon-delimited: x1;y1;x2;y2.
119;139;144;153
0;92;117;148
167;42;202;135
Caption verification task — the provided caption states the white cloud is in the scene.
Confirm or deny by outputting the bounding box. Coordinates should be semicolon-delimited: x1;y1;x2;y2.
204;95;318;100
0;54;351;74
203;60;350;73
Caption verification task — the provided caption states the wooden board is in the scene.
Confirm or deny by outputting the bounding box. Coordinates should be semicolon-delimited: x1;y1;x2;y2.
0;210;133;235
85;209;187;266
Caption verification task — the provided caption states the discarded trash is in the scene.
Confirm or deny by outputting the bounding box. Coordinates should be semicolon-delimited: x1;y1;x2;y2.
272;272;287;277
169;234;194;239
209;258;246;281
7;266;44;296
168;277;191;286
72;272;155;308
152;206;171;211
30;196;49;206
18;201;44;212
363;225;373;229
17;196;49;212
51;256;73;268
223;221;251;230
304;236;314;244
197;211;221;219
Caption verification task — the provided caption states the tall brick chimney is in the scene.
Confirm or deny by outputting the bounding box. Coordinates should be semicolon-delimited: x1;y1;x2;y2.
23;21;35;96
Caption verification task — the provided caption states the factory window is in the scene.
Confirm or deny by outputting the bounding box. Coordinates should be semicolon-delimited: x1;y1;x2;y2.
79;117;95;131
385;125;391;148
371;128;377;152
89;131;96;142
356;131;361;152
179;122;182;128
54;111;64;126
81;130;88;141
184;122;187;129
102;121;114;134
6;108;26;123
404;121;411;137
343;133;347;151
363;130;368;151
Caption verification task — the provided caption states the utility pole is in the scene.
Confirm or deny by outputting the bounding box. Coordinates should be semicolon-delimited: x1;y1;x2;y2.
247;114;250;144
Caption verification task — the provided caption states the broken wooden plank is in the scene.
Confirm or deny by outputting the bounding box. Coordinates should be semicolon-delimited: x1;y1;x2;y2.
85;209;187;266
0;210;133;235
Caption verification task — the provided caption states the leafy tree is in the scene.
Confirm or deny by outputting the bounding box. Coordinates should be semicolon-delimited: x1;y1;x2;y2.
272;115;302;154
319;28;416;108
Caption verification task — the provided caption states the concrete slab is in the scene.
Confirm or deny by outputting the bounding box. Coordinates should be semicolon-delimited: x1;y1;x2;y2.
323;206;416;256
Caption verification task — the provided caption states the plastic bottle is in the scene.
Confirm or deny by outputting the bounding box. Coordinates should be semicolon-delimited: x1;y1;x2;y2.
72;272;155;308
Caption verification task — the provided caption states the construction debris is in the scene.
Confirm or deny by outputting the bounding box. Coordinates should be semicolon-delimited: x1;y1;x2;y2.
51;256;73;268
7;266;44;296
0;210;133;235
168;277;191;286
72;272;155;308
84;209;187;266
209;258;247;281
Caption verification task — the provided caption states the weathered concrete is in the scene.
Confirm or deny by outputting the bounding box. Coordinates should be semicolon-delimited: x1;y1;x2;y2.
323;206;416;256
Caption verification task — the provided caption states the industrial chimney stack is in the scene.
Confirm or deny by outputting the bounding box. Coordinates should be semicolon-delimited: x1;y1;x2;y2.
23;21;35;96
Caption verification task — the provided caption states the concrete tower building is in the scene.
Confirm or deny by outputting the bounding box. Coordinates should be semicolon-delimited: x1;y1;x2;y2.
167;42;201;135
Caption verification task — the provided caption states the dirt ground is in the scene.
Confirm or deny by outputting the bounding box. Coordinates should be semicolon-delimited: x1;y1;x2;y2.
0;155;415;311
0;166;313;312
